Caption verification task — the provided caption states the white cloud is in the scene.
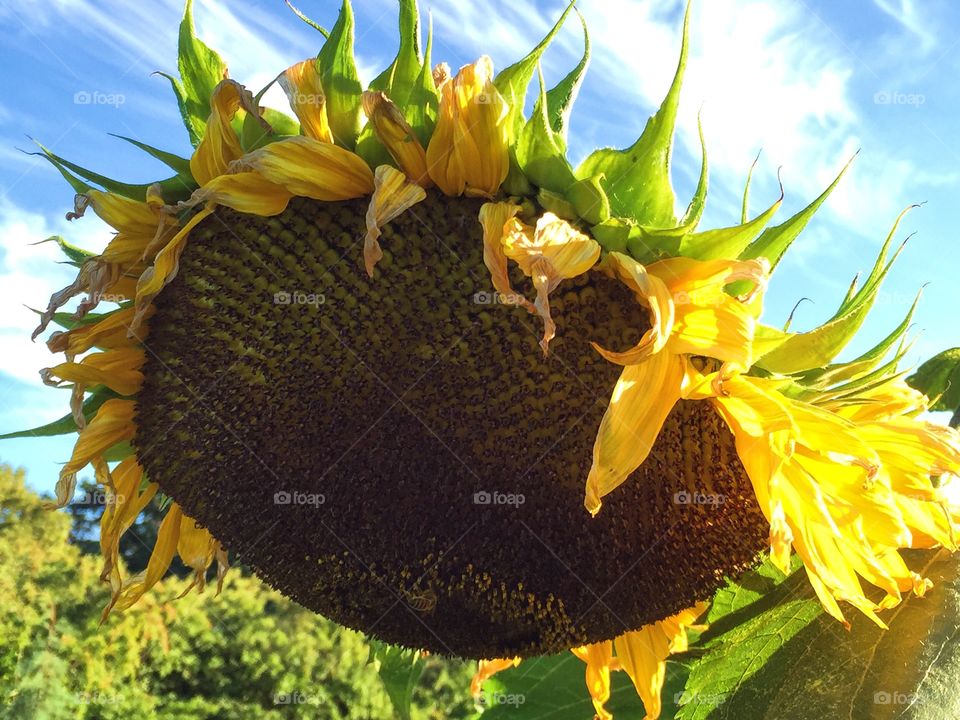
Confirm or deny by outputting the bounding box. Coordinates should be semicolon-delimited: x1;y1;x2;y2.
871;0;936;53
0;198;111;385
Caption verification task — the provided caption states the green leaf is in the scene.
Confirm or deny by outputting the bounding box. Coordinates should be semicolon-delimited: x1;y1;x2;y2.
575;0;691;227
679;179;782;260
740;152;856;269
515;66;577;194
544;9;590;142
172;0;229;147
239;108;300;152
367;640;426;720
494;2;576;142
755;207;912;375
107;134;193;176
909;348;960;414
680;549;960;720
0;388;117;440
317;0;364;149
707;555;801;626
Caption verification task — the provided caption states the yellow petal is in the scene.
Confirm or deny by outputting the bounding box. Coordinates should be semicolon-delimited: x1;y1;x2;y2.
362;91;430;186
426;56;509;197
114;502;184;611
238;135;375;200
470;657;521;697
190;79;254;185
616;605;704;720
69;190;169;237
592;252;675;365
186;172;293;216
502;213;601;354
177;513;217;597
364;165;427;276
478;201;532;311
279;59;334;143
586;353;686;515
46;306;150;356
133;206;215;330
571;641;614;720
42;347;145;396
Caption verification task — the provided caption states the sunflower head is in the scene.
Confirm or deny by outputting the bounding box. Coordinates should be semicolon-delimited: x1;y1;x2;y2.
14;1;960;718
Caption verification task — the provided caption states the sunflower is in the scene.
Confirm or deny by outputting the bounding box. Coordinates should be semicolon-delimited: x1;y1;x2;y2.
15;1;960;718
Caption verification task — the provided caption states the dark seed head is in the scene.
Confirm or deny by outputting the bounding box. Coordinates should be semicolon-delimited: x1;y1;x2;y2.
134;193;768;659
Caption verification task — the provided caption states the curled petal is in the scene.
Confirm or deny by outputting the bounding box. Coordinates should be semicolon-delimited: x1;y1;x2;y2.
592;252;675;365
47;306;150;356
279;59;333;143
177;514;218;597
478;202;531;311
426;56;509;197
362;91;430;186
585;353;686;515
190;79;256;185
41;347;145;397
503;213;601;354
114;502;184;612
364;165;426;276
182;173;292;216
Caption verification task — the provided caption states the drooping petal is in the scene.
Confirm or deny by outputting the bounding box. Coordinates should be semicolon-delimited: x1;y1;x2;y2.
426;56;509;197
364;165;427;276
46;306;150;356
362;91;430;186
477;201;531;310
237;135;375;200
279;59;334;143
616;604;706;720
114;502;184;612
41;347;145;396
571;641;613;720
177;513;218;597
184;172;293;216
585;352;686;515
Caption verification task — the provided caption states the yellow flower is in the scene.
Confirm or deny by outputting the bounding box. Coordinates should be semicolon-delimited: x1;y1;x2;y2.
279;59;334;143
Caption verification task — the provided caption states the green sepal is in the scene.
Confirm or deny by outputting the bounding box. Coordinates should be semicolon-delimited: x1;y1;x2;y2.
567;175;611;225
591;218;637;254
166;0;229;147
30;140;197;203
283;0;330;37
544;9;590;143
366;640;426;720
909;348;960;413
740;152;856;268
369;0;422;106
494;2;576;142
316;0;364;149
537;189;578;221
239;108;300;152
28;307;121;332
501;158;534;196
678;179;782;260
107;134;193;176
404;12;439;144
799;290;921;390
102;440;134;463
740;151;761;224
515;66;576;194
575;0;691;227
679;113;709;230
0;387;119;440
32;235;95;266
354;125;395;172
756;207;913;375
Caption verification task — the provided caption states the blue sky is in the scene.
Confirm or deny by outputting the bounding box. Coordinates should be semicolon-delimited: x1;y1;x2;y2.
0;0;958;493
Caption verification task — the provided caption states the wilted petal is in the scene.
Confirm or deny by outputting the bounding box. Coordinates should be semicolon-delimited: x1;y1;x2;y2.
364;165;426;276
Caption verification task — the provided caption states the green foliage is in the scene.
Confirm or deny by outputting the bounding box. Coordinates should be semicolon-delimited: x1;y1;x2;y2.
909;348;960;417
0;464;476;719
